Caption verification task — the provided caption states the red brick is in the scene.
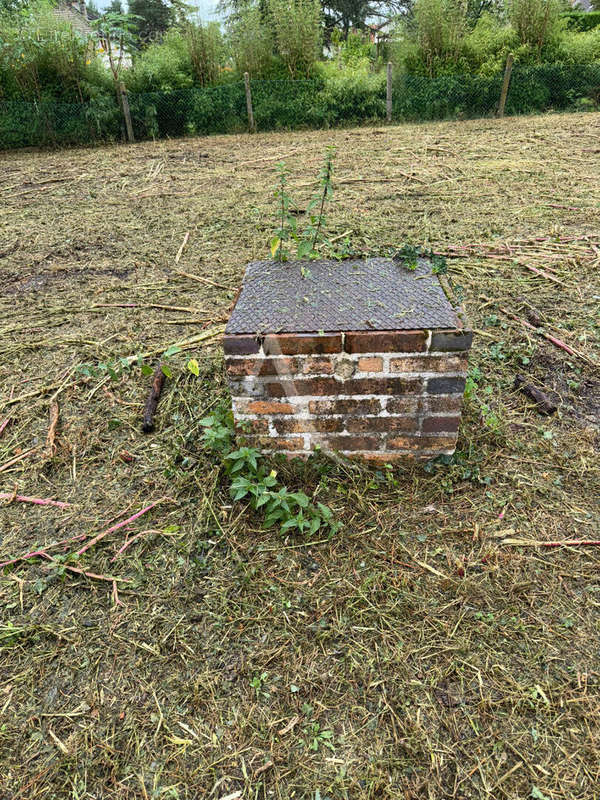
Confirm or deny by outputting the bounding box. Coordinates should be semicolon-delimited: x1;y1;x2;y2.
302;357;335;374
343;377;423;395
266;376;423;397
430;331;473;352
263;333;342;355
423;396;463;414
245;400;296;415
350;452;416;462
345;330;427;353
357;356;383;372
386;397;419;414
388;434;457;450
223;335;260;355
427;377;466;395
422;416;461;433
226;357;296;377
346;416;418;433
273;417;345;434
387;436;421;450
235;418;269;435
319;435;381;451
265;378;339;397
245;435;305;451
419;435;458;450
308;398;382;415
389;354;468;373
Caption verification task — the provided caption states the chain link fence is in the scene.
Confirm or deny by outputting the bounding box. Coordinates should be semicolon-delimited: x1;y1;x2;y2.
2;63;599;150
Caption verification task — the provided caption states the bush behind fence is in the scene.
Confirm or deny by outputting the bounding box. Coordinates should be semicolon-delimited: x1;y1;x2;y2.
1;63;599;150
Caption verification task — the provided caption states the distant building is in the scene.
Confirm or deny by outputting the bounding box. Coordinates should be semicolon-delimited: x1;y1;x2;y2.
571;0;594;11
53;1;99;37
52;2;131;70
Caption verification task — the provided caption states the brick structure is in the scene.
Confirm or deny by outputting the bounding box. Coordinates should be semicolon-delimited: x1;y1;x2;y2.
224;258;472;461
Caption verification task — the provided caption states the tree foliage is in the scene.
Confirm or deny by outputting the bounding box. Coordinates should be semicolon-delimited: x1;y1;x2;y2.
267;0;322;78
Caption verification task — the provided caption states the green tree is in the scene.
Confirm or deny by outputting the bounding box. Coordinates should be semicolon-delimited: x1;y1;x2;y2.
127;0;190;46
509;0;562;55
412;0;467;76
182;20;223;85
227;4;275;77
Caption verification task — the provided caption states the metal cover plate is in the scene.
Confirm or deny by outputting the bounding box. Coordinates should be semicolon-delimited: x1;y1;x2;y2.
226;258;461;334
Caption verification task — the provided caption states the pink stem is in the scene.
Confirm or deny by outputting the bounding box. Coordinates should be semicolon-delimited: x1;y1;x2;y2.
76;497;172;556
0;419;9;438
0;493;71;509
0;532;87;569
38;552;130;582
110;529;159;562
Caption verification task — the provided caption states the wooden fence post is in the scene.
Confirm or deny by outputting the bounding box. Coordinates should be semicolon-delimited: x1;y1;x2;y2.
244;72;256;133
119;81;135;143
386;62;393;123
497;53;514;118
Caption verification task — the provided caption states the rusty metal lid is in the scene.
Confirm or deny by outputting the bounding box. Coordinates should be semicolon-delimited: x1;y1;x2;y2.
226;257;462;334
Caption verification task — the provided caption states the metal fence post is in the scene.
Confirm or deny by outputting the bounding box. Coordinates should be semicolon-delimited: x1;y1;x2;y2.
119;81;135;143
386;62;393;123
244;72;256;133
497;53;514;118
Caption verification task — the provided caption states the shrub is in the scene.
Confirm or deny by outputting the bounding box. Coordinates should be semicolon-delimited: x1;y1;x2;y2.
182;20;224;87
412;0;468;77
508;0;563;58
316;61;385;123
463;13;518;75
561;11;600;33
267;0;322;78
125;30;193;91
558;27;600;64
126;24;225;92
0;2;111;103
227;5;280;79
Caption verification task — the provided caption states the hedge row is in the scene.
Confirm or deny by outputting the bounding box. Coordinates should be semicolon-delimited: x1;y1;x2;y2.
1;63;599;149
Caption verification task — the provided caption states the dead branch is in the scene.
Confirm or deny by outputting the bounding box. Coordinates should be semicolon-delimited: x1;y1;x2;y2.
142;364;166;433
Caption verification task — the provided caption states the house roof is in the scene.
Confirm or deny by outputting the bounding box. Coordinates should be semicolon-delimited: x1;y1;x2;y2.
52;2;94;36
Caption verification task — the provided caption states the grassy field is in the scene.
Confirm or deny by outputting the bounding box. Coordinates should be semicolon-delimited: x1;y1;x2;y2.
1;112;600;800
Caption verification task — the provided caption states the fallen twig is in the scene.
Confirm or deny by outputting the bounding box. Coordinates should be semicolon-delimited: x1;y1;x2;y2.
38;552;130;582
110;529;160;562
501;538;600;548
174;270;231;291
121;325;225;366
0;531;86;569
175;231;190;264
0;493;71;509
0;448;37;474
45;400;59;457
486;300;595;365
76;497;172;556
142;365;166;433
91;303;206;313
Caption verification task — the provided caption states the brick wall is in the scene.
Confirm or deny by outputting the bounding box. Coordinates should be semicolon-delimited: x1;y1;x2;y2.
224;329;472;462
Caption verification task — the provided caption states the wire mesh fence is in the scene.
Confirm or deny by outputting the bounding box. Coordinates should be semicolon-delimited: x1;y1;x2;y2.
1;63;599;150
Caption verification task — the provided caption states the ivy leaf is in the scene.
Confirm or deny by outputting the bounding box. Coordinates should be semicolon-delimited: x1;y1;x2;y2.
141;363;153;377
163;345;181;358
187;358;200;377
161;364;173;379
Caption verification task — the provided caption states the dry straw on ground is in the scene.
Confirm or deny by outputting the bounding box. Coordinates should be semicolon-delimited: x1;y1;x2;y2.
1;112;600;799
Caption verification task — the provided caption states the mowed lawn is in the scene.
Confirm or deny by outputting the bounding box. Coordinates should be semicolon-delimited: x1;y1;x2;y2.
1;112;600;799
